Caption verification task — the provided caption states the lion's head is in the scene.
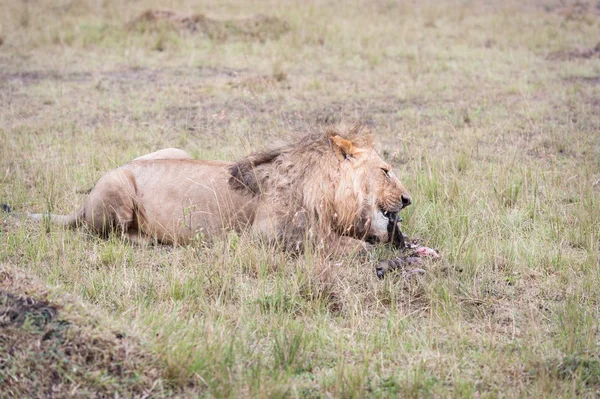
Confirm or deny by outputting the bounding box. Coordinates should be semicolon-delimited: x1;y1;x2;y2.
229;123;411;248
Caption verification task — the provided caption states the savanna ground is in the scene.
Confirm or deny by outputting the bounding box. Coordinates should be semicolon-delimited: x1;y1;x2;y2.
1;0;599;397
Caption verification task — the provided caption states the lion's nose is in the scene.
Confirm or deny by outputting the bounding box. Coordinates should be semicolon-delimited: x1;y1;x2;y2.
401;194;412;208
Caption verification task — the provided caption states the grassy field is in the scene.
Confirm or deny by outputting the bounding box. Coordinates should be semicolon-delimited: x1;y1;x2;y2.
1;0;599;397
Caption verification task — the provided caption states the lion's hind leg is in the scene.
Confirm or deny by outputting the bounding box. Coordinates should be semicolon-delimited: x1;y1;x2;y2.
82;169;139;238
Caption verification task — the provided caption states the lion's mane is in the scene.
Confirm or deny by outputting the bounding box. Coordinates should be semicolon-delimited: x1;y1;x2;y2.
229;124;374;247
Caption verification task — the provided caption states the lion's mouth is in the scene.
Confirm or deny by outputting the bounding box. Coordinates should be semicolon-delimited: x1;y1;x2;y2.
381;208;406;249
366;207;406;246
380;208;402;224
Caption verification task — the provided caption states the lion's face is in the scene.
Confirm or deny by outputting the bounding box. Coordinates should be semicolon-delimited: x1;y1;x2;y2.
330;135;411;244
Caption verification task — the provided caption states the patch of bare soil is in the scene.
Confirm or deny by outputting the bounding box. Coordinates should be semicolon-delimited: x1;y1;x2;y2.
0;265;188;398
0;291;58;328
563;75;600;84
0;66;248;93
541;0;600;19
548;42;600;60
0;70;92;84
128;9;290;42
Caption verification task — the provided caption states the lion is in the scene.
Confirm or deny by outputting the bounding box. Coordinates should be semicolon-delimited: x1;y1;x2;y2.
10;124;413;258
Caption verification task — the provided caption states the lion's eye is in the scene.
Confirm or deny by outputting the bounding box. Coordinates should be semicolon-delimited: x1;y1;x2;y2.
381;168;390;177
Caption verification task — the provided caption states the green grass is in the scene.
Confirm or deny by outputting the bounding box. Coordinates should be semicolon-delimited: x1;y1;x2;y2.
1;0;600;397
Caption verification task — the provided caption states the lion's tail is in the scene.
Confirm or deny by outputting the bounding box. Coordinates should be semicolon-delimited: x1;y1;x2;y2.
28;212;82;228
2;203;82;228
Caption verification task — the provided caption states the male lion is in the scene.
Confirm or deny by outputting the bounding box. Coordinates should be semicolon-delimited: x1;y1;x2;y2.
9;124;414;262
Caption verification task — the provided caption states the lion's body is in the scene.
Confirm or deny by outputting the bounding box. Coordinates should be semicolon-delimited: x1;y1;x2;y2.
133;148;192;161
29;125;411;253
59;159;257;245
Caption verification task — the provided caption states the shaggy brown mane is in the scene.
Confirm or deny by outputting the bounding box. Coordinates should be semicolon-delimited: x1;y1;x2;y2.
228;124;373;195
228;124;375;247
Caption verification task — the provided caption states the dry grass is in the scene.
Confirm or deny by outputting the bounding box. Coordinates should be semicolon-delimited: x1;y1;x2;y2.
1;0;599;397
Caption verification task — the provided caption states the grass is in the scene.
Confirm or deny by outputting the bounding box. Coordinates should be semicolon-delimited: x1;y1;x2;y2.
0;264;185;398
1;0;600;397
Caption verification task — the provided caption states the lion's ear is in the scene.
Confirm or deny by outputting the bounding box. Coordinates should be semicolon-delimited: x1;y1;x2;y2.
330;135;355;161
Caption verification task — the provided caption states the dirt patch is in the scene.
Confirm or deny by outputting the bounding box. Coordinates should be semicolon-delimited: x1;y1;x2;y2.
563;75;600;85
542;1;600;20
0;70;91;84
128;9;290;42
0;65;246;92
98;66;247;90
0;291;58;328
0;265;190;397
548;42;600;61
